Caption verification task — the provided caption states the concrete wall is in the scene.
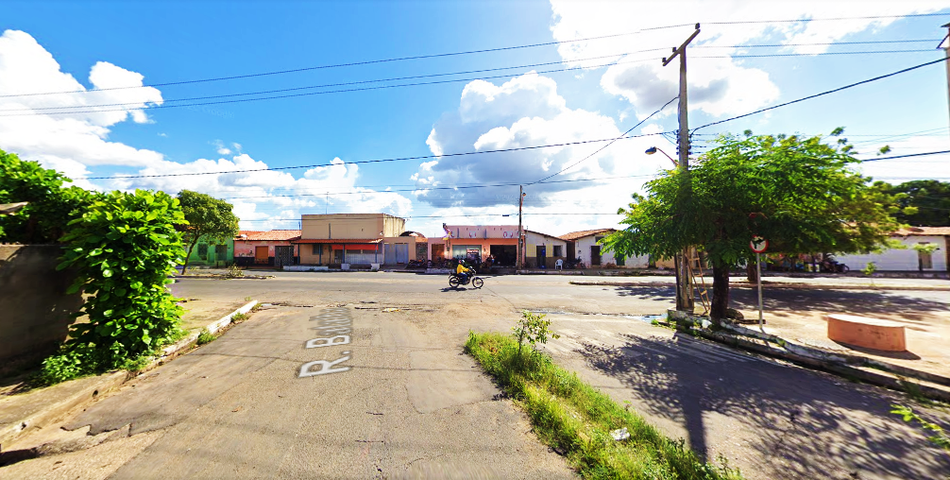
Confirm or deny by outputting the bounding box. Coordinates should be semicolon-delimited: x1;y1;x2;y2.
0;245;83;363
301;214;405;240
836;235;948;272
186;237;233;267
524;232;568;269
573;235;649;268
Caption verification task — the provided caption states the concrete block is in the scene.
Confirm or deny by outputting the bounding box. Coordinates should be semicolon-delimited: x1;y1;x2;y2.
827;314;907;352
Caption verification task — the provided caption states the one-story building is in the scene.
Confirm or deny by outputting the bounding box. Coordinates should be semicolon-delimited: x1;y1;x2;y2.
835;226;949;273
559;228;650;268
233;230;301;267
293;213;421;267
524;229;568;269
428;225;519;266
185;236;234;268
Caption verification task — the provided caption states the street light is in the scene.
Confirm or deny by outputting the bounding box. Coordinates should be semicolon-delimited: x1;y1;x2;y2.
645;146;678;167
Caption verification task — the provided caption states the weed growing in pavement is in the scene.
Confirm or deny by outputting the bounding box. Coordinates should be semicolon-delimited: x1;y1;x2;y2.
251;303;263;312
232;312;248;322
244;296;252;302
197;329;216;345
465;331;744;480
512;310;559;357
226;264;244;278
891;404;950;454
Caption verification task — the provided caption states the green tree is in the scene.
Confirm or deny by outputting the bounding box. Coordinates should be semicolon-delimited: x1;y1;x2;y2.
43;190;187;383
603;130;900;323
177;190;240;273
874;180;950;227
0;149;91;243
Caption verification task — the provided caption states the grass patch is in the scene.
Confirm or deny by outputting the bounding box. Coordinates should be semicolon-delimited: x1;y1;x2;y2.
231;312;248;322
465;331;743;480
196;329;216;345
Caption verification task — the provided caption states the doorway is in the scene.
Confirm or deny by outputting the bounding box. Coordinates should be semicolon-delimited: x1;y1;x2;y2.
254;246;269;264
590;245;601;266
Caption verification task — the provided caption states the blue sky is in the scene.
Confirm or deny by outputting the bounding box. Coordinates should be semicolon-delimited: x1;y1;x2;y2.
2;1;949;237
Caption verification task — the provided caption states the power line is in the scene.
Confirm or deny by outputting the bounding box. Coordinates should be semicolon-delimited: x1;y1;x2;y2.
84;132;664;180
2;13;941;99
695;49;934;59
0;57;655;117
5;46;938;116
704;12;950;25
859;150;950;162
693;56;950;132
528;96;680;186
693;38;939;49
237;212;625;222
219;174;659;201
0;30;648;99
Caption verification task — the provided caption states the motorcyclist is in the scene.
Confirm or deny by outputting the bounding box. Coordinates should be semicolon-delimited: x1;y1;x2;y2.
455;260;473;283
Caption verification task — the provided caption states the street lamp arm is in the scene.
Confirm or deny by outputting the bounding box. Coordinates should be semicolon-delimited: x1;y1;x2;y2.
645;146;678;167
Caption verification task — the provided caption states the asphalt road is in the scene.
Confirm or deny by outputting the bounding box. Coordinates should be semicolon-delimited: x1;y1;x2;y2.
2;272;949;479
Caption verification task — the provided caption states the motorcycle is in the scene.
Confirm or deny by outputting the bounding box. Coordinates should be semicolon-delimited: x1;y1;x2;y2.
448;270;484;289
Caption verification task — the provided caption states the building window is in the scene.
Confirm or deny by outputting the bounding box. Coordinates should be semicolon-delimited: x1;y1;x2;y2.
553;245;563;257
215;245;227;258
197;243;208;259
616;256;625;266
312;244;323;255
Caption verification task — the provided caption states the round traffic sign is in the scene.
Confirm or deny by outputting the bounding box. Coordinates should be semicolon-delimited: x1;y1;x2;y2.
750;236;768;253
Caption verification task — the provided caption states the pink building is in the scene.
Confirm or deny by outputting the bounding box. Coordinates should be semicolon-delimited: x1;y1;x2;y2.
233;230;301;267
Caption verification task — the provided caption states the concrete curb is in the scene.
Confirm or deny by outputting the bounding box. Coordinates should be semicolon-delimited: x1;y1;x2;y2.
657;317;950;402
570;280;950;292
0;300;258;452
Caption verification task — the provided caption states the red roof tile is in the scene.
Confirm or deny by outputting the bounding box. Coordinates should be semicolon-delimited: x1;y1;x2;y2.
235;230;301;241
291;238;382;244
895;226;950;236
559;228;616;241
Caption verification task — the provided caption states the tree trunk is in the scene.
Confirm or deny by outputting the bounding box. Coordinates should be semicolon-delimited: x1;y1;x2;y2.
710;264;730;325
182;238;198;275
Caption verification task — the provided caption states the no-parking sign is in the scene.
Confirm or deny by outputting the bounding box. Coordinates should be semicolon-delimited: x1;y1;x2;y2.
750;236;768;253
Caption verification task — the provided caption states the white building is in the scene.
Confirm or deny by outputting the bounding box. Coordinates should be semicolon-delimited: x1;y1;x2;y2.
559;228;650;268
835;227;949;272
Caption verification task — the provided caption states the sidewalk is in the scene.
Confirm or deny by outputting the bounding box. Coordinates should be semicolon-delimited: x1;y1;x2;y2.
0;300;257;453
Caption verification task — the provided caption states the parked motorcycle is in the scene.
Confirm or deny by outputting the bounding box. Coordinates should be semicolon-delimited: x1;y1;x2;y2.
448;271;484;289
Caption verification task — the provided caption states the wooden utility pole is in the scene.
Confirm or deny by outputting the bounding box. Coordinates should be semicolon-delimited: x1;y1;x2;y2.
662;23;700;313
517;185;524;270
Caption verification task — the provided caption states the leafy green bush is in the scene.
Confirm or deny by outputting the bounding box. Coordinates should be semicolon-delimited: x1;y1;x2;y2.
40;190;187;383
0;149;91;243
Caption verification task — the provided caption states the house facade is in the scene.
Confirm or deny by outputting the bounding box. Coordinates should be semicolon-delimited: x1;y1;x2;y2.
233;230;301;267
428;225;519;266
835;227;949;272
294;213;418;266
524;229;568;269
559;228;649;268
186;236;234;268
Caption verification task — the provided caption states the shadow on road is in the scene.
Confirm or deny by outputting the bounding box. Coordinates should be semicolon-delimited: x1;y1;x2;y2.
576;333;950;480
728;288;950;323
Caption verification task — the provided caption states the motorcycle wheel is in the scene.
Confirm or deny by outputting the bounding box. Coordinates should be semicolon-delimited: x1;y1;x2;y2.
839;265;850;273
473;277;484;289
449;276;460;289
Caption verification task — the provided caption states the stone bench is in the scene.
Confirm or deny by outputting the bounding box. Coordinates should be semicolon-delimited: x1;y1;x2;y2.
826;314;907;352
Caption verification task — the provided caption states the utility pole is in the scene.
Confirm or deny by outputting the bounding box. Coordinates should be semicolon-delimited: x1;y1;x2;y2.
517;185;524;270
940;23;950;137
662;23;700;313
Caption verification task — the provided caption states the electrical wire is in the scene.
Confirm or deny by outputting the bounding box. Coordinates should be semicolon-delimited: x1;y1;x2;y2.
692;56;950;132
84;132;665;180
5;46;938;116
0;57;656;117
528;96;680;185
2;13;942;99
859;150;950;162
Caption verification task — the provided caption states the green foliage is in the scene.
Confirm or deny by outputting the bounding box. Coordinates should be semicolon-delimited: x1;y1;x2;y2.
604;129;900;320
0;149;91;243
912;243;940;255
226;263;245;278
177;190;240;274
232;312;248;322
196;329;216;345
862;262;877;276
512;310;559;356
465;331;743;479
42;189;187;382
891;404;950;453
874;180;950;227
